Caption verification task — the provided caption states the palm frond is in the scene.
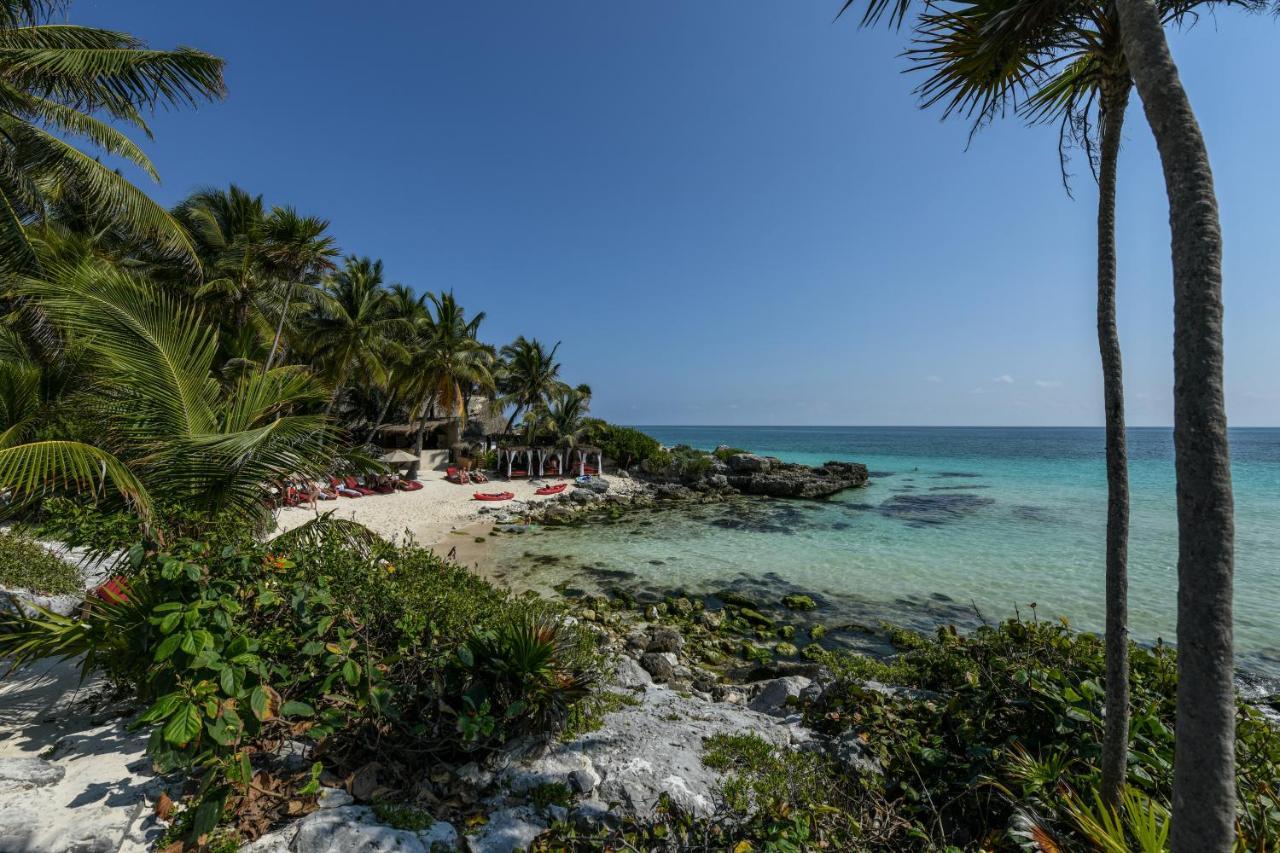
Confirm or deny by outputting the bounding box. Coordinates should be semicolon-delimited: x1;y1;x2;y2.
4;118;198;265
0;438;149;515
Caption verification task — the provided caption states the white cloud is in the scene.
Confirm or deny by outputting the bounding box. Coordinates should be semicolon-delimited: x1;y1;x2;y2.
993;374;1014;384
1034;379;1062;388
926;375;943;384
969;387;987;395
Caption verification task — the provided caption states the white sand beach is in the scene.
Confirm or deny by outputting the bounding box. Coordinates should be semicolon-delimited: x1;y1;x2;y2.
272;453;636;554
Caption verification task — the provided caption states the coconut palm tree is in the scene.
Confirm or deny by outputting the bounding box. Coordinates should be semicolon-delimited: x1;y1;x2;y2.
302;256;405;416
903;0;1254;808
497;336;566;434
0;261;336;530
396;292;493;475
172;185;270;332
842;0;1248;824
1111;0;1236;847
526;386;590;449
0;0;225;275
260;207;339;371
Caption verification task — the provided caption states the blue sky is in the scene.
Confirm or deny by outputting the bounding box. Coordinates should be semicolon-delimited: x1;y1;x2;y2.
76;1;1280;426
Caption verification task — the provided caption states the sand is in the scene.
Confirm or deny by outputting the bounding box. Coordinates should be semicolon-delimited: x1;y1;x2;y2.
272;455;636;563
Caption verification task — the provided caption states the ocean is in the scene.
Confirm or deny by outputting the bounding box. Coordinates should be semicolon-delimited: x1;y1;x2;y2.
485;426;1280;683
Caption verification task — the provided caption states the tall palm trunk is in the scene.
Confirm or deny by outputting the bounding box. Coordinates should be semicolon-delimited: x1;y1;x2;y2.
503;403;523;435
1114;0;1235;848
265;280;295;371
407;391;436;479
368;390;396;442
1096;82;1131;809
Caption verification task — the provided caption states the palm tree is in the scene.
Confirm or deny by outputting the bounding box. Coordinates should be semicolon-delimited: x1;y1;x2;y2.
302;256;404;416
1111;0;1236;847
260;208;339;371
399;292;493;476
497;336;566;434
842;0;1249;818
0;261;336;530
172;185;270;331
526;386;590;449
0;0;225;275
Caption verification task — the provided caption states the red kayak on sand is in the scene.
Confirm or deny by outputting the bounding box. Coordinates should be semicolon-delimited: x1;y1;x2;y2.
535;483;567;496
473;491;514;501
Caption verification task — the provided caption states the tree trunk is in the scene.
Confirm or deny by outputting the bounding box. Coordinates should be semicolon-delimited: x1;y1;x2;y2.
407;392;436;480
503;403;523;436
1114;1;1235;848
1096;83;1131;810
368;391;396;443
265;280;295;372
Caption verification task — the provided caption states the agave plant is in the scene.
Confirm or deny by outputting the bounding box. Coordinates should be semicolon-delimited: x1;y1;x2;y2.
0;261;338;528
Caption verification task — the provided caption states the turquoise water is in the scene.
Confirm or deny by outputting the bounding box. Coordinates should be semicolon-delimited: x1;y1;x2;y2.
488;427;1280;681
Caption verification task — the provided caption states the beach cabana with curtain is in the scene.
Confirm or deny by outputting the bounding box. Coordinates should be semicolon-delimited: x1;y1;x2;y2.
499;446;541;479
567;446;604;477
537;447;566;477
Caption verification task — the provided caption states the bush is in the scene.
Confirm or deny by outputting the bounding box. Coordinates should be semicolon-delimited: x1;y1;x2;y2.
0;516;598;844
712;446;748;462
584;421;662;469
805;619;1280;850
0;528;82;595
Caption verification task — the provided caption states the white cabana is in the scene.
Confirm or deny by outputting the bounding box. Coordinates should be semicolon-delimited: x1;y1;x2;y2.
535;447;567;477
499;446;541;479
567;446;604;477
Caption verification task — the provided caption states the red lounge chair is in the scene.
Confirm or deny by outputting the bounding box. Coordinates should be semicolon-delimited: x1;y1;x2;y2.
396;479;423;491
330;478;362;498
94;576;130;604
283;486;301;507
584;466;599;475
372;480;395;495
473;491;514;501
345;476;375;496
535;483;567;496
511;469;528;478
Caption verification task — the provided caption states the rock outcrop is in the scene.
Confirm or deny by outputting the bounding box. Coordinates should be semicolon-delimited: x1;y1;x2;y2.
497;682;811;821
723;456;869;499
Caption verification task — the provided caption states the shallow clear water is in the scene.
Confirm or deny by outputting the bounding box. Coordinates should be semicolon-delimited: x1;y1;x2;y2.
488;426;1280;680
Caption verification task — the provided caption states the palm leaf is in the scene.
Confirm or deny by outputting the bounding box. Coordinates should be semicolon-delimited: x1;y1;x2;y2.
3;118;198;265
0;438;149;515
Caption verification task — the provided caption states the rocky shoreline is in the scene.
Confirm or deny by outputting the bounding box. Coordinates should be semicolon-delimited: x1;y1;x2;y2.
478;451;870;530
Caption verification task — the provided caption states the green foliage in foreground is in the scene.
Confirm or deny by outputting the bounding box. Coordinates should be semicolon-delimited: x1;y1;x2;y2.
805;619;1280;850
539;619;1280;851
0;528;81;594
0;516;598;844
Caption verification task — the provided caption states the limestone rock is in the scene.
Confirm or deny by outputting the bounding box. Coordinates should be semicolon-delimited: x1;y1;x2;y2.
748;676;812;717
502;685;803;819
465;806;545;853
612;656;653;689
639;652;677;682
645;626;684;655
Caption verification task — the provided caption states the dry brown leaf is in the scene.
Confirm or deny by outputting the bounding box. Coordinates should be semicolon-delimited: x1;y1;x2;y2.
154;792;175;822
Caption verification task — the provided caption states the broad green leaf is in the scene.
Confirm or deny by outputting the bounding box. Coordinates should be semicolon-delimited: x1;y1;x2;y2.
161;701;202;746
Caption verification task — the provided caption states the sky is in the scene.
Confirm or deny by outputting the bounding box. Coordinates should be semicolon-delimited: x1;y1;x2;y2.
73;1;1280;426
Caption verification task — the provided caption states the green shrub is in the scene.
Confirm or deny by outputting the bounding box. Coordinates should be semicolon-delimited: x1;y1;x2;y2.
0;516;598;844
712;446;748;462
806;619;1280;850
0;528;82;595
583;421;661;469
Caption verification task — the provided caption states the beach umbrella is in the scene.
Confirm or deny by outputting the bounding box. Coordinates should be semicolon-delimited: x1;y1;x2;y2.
379;449;419;465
